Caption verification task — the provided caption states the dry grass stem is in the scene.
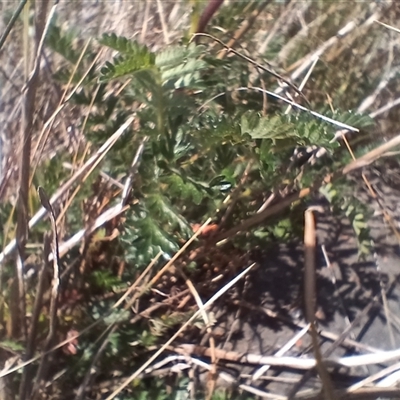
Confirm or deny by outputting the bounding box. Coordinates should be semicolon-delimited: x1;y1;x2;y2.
0;116;134;265
2;2;400;398
105;263;256;400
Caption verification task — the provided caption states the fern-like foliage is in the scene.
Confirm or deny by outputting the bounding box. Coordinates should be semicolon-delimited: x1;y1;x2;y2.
9;8;395;399
320;181;372;256
46;20;81;64
121;205;181;265
99;34;156;80
47;29;378;271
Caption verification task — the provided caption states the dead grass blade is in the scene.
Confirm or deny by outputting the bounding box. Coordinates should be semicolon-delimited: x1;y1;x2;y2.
0;116;134;265
245;86;359;133
77;217;214;397
375;20;400;34
156;0;170;44
30;187;61;399
0;0;27;50
252;324;310;381
174;266;217;400
282;2;391;86
193;33;308;102
31;37;94;179
105;263;256;400
342;133;400;174
12;0;54;342
304;207;336;400
189;357;287;400
18;234;51;399
174;343;400;370
216;2;269;60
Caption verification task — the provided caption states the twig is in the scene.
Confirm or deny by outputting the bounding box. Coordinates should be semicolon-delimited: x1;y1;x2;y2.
297;387;400;400
212;132;400;247
252;324;310;381
0;0;28;51
304;208;336;400
31;187;61;398
121;137;148;207
321;246;358;343
216;2;269;59
342;133;400;174
213;188;311;243
287;286;393;399
234;299;382;354
375;19;400;34
175;343;400;370
218;161;253;231
376;363;400;387
18;234;51;399
369;96;400;119
285;57;319;115
0;116;134;265
192;33;309;103
373;250;396;348
113;252;163;309
189;356;286;400
348;361;400;392
156;0;170;44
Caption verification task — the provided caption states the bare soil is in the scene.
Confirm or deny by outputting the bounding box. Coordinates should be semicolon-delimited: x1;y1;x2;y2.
182;165;400;398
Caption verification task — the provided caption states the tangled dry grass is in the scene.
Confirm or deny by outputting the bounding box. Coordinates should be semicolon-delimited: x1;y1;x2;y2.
2;1;400;400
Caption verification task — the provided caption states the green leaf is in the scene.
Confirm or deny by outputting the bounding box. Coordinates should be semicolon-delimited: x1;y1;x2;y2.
325;110;375;130
156;43;208;89
241;113;295;141
163;174;205;205
103;309;130;326
46;21;81;64
121;206;181;266
0;340;24;352
98;34;155;81
91;270;121;290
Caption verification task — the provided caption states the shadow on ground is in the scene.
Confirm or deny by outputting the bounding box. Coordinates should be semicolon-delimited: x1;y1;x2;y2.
185;168;400;398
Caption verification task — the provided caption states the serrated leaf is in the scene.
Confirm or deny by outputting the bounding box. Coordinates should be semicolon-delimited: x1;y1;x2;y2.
121;207;181;266
163;174;205;206
147;193;193;234
320;183;338;203
100;55;156;81
156;43;208;89
103;309;130;325
241;113;294;140
46;22;81;64
98;35;155;81
99;33;150;56
325;110;374;130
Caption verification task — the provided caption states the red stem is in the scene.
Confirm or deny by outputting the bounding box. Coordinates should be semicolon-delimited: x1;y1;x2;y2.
196;0;224;34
